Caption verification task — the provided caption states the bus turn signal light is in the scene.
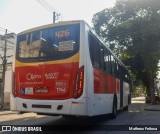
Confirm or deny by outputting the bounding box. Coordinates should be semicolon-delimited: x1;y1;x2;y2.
74;66;84;99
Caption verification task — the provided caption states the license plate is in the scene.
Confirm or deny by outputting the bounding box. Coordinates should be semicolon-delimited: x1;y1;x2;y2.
25;87;33;95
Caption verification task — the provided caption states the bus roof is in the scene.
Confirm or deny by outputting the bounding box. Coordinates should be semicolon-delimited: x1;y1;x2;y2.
18;20;129;73
18;20;82;35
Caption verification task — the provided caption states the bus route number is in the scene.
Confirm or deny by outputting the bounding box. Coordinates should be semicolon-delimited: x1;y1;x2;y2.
55;30;70;38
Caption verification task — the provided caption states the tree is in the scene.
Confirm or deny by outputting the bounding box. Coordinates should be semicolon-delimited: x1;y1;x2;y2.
92;0;160;100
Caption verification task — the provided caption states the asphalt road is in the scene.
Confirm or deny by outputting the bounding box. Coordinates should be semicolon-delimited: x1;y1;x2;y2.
1;97;160;134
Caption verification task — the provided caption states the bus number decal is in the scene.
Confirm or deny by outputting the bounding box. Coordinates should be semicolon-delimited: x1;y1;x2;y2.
55;80;68;94
45;72;59;79
55;81;68;88
56;88;66;93
55;30;70;38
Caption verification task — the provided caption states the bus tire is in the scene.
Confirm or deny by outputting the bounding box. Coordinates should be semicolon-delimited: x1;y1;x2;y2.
123;106;128;111
111;97;117;119
62;115;76;118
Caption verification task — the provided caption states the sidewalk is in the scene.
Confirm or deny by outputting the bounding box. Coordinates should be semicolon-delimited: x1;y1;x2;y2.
132;97;160;111
0;110;16;116
144;103;160;111
0;105;10;111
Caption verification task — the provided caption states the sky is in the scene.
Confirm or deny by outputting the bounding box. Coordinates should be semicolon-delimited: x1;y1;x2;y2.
0;0;159;78
0;0;116;34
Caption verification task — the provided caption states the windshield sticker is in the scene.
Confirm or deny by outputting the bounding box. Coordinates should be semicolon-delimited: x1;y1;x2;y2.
59;40;74;51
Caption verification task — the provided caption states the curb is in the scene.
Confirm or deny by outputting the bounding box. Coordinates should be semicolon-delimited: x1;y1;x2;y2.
144;108;160;111
0;107;10;111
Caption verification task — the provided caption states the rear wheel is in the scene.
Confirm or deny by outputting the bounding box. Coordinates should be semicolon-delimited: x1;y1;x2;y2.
123;106;128;111
62;115;76;118
111;97;117;119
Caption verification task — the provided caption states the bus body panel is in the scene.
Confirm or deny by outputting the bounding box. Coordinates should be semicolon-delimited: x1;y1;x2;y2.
84;21;131;115
12;20;131;117
93;68;120;94
16;97;72;114
123;82;130;107
81;23;100;116
116;93;120;110
15;61;79;100
82;23;121;116
92;94;113;116
14;97;89;116
70;98;88;116
11;21;90;116
91;68;121;115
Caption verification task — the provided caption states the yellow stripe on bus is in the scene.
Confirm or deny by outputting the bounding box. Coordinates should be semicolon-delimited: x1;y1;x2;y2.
15;52;80;67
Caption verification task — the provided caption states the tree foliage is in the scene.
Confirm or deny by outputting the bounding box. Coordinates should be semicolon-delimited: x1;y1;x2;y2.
92;0;160;94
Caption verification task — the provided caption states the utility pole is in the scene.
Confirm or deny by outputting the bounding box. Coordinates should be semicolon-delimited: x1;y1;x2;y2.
53;12;56;23
35;0;61;23
53;11;60;23
1;29;7;108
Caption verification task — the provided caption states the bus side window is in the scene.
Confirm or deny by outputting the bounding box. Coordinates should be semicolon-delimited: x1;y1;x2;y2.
108;52;112;75
93;39;101;68
120;65;125;81
104;49;109;73
111;55;114;76
111;55;117;76
115;61;119;78
100;46;105;70
89;33;94;65
89;33;101;68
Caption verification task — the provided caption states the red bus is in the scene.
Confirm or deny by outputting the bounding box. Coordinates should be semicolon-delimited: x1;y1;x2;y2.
11;20;131;118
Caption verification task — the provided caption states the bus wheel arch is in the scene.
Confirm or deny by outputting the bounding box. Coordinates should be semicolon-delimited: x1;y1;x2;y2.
111;94;117;119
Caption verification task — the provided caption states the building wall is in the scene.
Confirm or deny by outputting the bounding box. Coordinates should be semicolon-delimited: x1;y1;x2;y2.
4;66;12;105
0;33;16;106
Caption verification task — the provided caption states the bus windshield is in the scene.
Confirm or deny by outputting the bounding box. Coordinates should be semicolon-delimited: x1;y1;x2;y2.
16;24;80;61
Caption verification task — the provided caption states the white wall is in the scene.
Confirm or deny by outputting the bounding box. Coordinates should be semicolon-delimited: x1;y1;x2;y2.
0;34;16;106
4;68;12;93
